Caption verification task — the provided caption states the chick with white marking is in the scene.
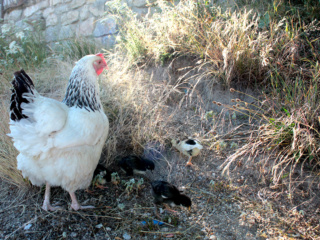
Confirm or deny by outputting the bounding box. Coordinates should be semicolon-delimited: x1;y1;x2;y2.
171;138;203;166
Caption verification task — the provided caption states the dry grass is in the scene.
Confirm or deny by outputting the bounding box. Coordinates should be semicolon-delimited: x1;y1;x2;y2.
108;0;320;87
218;81;320;195
0;101;29;189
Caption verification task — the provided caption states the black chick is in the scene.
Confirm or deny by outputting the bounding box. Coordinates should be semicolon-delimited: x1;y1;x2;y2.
118;155;155;176
151;180;191;213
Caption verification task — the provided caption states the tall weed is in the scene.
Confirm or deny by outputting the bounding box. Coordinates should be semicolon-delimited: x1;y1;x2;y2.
0;20;48;71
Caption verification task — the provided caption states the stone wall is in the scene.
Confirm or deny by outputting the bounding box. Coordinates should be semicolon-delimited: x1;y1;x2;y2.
1;0;153;47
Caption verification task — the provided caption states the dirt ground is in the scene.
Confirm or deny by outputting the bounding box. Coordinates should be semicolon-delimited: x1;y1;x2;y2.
0;149;259;240
1;119;319;239
1;60;320;240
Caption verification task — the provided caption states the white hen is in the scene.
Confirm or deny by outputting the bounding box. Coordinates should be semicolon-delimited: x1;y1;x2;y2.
8;54;109;211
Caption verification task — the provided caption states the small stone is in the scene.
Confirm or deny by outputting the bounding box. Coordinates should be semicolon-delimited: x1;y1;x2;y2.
24;223;32;230
123;232;131;240
95;223;103;228
62;232;67;238
71;232;77;237
118;203;125;210
106;227;112;231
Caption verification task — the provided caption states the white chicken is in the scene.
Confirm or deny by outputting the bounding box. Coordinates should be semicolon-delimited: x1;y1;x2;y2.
8;54;109;211
171;138;203;166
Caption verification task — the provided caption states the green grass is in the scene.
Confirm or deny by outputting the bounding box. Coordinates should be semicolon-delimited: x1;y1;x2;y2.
0;20;48;71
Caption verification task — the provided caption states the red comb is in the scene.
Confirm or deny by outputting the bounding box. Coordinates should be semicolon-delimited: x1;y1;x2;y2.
95;53;105;59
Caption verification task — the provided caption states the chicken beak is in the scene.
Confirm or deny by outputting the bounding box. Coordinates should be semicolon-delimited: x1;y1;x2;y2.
188;206;191;211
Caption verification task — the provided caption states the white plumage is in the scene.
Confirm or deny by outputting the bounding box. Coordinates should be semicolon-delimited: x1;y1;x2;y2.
171;138;203;166
8;54;109;211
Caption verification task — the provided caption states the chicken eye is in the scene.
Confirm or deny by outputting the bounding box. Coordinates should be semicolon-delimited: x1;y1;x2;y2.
98;60;101;64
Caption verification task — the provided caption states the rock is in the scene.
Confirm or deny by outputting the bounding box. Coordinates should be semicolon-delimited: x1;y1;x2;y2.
71;0;86;9
89;5;104;17
93;18;117;37
79;5;90;20
24;223;32;230
46;14;58;27
78;17;95;36
59;24;77;39
24;1;48;17
54;4;70;14
43;7;54;18
62;11;79;25
45;25;60;42
95;223;103;228
51;0;63;5
123;232;131;240
6;9;22;21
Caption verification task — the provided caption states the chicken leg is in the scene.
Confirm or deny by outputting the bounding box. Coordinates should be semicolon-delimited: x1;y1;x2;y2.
69;192;94;210
163;203;179;214
186;156;193;166
42;183;62;211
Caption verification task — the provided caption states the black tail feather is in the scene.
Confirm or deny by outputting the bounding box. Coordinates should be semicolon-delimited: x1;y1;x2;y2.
10;69;35;121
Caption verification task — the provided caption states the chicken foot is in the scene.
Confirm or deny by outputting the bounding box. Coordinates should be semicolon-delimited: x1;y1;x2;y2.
69;192;94;210
42;183;63;211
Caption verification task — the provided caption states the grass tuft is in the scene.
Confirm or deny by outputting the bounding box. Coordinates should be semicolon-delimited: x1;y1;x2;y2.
0;101;30;189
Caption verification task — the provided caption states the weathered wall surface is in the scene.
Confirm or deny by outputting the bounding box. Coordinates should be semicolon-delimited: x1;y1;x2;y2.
1;0;153;47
